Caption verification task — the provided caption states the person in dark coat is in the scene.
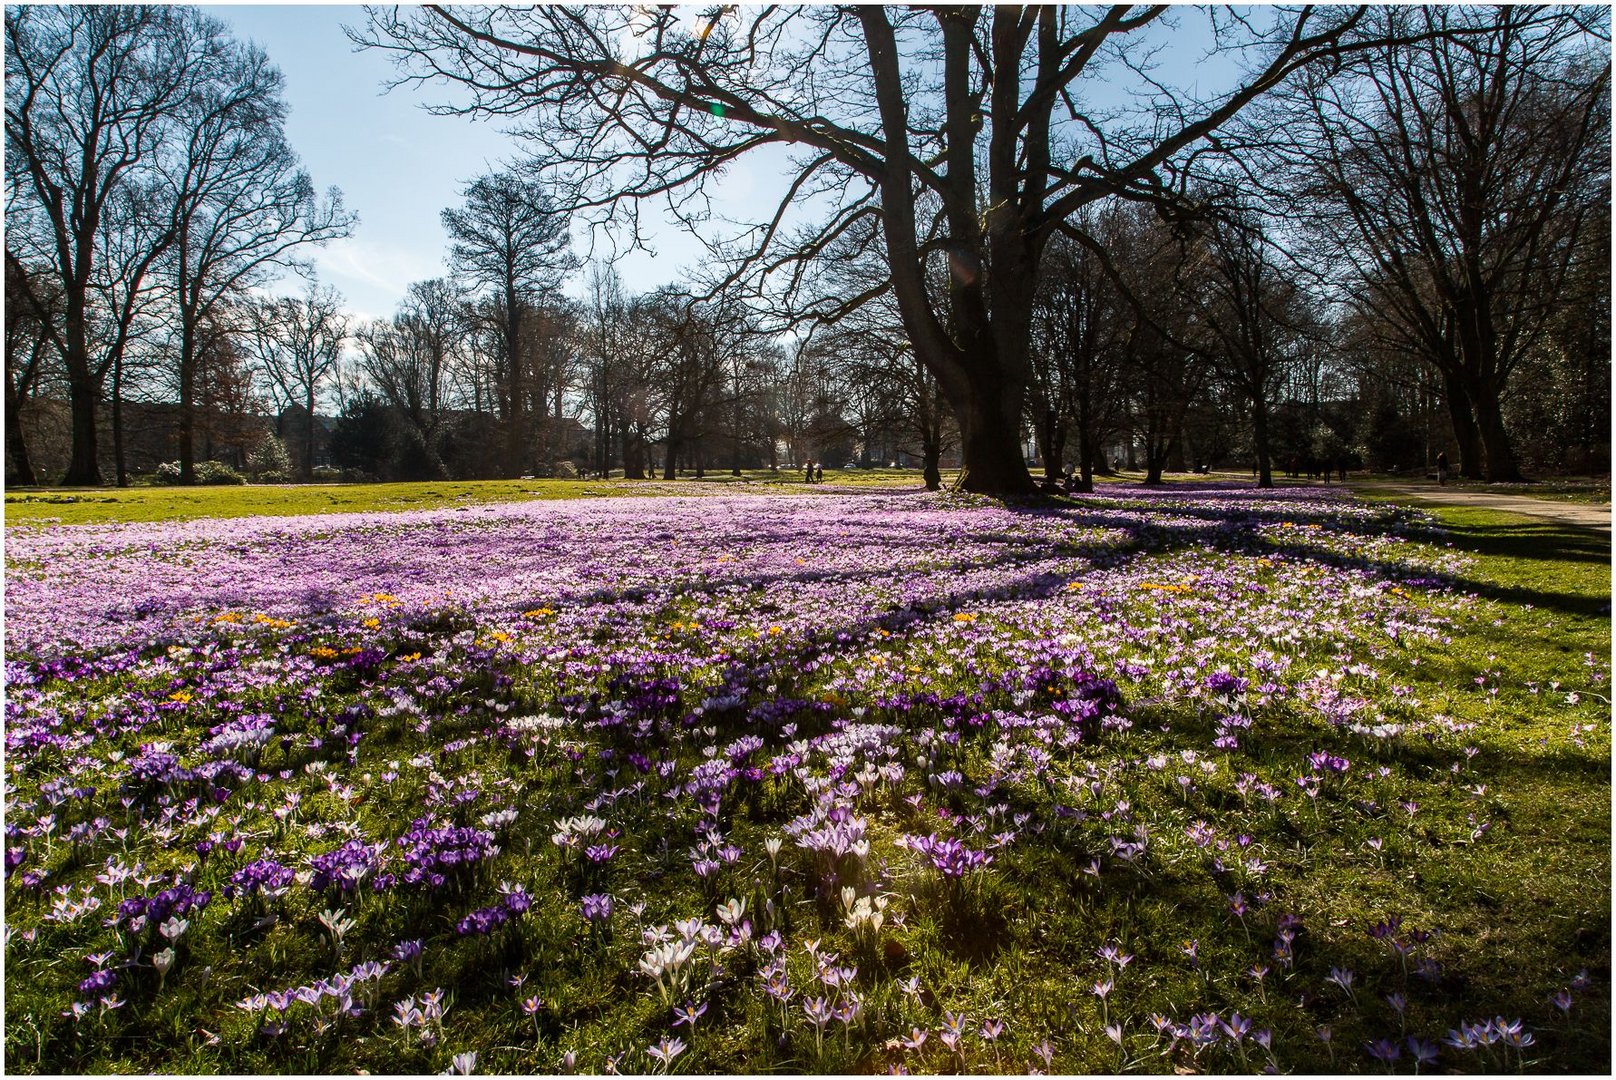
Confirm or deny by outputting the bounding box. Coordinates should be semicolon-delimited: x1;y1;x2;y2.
1436;452;1448;486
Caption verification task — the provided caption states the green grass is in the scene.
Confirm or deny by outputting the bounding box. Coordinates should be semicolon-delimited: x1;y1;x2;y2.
3;490;1607;1073
2;469;948;527
1310;504;1610;1064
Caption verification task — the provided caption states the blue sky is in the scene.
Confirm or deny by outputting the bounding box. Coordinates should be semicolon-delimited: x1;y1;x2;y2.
202;5;1245;323
202;4;711;321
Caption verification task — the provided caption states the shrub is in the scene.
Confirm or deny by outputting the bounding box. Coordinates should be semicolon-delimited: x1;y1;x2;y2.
151;460;245;486
194;460;246;485
246;436;292;482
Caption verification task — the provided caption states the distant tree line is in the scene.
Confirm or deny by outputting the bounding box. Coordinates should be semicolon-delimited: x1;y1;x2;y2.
6;6;353;486
7;6;1608;490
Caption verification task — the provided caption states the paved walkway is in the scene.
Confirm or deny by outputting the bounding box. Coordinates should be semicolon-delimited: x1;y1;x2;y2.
1348;481;1612;531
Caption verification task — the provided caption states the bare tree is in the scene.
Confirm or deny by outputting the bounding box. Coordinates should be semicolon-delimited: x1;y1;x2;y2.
1275;5;1609;481
442;170;575;476
356;277;465;468
359;5;1443;495
578;262;636;478
5;7;232;485
637;289;741;480
4;252;60;485
245;283;350;480
1029;226;1133;492
1175;201;1314;488
162;34;355;483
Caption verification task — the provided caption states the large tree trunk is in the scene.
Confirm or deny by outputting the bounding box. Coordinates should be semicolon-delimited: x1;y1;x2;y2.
1252;392;1274;489
922;437;942;491
1144;432;1170;486
63;369;102;486
1037;404;1066;482
1440;367;1484;480
622;425;646;479
5;389;37;486
1076;437;1095;493
945;366;1036;495
1471;380;1523;483
111;352;128;487
661;430;678;480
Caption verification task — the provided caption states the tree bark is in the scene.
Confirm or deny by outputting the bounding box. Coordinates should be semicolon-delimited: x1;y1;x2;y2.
1075;436;1095;493
63;368;102;486
1036;404;1066;482
1440;367;1484;480
5;389;37;485
661;430;678;480
1471;379;1523;482
922;440;942;491
1252;393;1274;488
622;425;646;479
947;371;1035;494
112;351;128;487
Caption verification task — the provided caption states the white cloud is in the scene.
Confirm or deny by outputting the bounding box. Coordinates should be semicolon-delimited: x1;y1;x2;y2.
309;236;445;314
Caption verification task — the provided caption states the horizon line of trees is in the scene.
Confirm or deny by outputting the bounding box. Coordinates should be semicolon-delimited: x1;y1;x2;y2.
7;6;1609;492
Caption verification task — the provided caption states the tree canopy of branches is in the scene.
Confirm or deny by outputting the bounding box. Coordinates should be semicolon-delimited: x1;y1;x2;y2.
245;283;350;481
355;277;465;474
442;170;576;477
1175;201;1316;488
1274;5;1610;481
1028;216;1131;492
358;4;1422;496
5;5;353;486
7;7;204;483
162;32;354;482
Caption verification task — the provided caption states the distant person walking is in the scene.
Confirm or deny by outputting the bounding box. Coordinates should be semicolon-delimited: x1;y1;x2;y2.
814;464;825;484
1436;452;1449;486
804;462;814;484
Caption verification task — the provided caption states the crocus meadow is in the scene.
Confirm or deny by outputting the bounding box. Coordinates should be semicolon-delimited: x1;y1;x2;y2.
4;486;1607;1073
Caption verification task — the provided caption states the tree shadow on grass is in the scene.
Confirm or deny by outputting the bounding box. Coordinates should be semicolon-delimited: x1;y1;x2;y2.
1006;494;1611;622
1420;519;1610;618
1438;518;1611;565
554;495;1605;653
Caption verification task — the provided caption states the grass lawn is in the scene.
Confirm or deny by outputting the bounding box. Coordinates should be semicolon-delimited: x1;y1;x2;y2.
2;485;1607;1074
2;469;949;527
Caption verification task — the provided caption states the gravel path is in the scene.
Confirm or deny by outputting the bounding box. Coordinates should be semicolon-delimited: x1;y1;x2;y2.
1349;481;1612;531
